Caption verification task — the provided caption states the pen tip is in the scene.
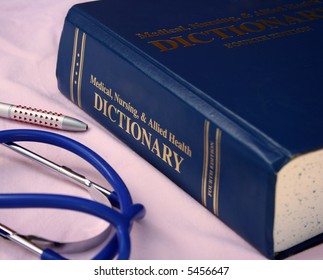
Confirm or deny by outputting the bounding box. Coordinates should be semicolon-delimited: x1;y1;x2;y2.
62;116;88;132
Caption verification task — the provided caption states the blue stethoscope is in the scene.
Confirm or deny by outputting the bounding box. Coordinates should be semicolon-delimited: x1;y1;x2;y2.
0;129;145;260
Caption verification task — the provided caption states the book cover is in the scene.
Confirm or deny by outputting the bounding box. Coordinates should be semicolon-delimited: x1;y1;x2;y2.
56;0;323;259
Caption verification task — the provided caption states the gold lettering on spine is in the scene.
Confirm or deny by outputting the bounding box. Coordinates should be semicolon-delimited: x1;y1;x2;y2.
201;120;210;207
93;93;185;173
77;32;86;108
213;128;222;216
70;28;79;103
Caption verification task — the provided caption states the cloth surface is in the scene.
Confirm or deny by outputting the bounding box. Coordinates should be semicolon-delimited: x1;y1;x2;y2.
0;0;322;260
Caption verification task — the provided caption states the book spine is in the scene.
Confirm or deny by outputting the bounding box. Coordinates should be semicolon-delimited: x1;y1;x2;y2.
56;9;287;259
57;16;223;217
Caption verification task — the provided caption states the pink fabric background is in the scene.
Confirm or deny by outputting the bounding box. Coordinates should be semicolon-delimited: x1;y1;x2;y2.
0;0;322;260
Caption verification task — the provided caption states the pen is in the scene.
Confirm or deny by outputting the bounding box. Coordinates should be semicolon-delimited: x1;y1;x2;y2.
0;102;88;132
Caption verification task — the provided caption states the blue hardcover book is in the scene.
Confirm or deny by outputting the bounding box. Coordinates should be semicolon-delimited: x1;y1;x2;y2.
56;0;323;259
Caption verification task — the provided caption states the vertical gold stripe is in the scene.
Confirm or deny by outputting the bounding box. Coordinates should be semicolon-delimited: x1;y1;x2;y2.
77;32;86;108
213;128;222;216
201;120;210;207
70;28;79;103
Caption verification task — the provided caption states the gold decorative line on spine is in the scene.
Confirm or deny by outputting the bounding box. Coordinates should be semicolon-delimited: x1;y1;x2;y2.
201;120;210;207
77;32;86;108
70;28;79;103
213;128;222;216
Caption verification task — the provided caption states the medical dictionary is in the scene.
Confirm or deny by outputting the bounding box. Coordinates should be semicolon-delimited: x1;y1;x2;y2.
56;0;323;258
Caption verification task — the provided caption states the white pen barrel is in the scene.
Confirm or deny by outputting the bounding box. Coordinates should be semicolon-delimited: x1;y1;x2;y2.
7;104;64;129
0;102;87;131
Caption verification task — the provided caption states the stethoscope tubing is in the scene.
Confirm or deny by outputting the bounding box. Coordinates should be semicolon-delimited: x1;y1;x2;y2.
0;129;145;260
0;193;143;260
0;129;133;211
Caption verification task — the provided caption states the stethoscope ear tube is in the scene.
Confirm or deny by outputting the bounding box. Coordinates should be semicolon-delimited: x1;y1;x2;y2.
0;129;145;260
